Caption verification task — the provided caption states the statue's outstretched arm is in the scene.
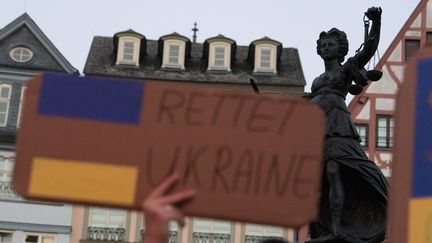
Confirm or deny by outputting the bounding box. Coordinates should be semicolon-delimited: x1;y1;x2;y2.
352;7;382;68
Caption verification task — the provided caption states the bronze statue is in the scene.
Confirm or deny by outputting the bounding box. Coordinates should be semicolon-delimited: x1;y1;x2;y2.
305;7;388;243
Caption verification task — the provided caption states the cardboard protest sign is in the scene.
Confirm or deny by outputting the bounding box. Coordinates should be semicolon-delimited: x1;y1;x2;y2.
13;72;324;227
388;48;432;243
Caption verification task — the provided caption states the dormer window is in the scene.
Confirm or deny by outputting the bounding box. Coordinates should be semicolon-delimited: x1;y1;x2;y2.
255;45;277;73
117;37;140;66
205;35;235;72
260;48;272;68
114;30;145;66
214;47;225;66
122;41;135;62
168;44;180;65
250;37;281;74
209;43;231;71
161;35;189;70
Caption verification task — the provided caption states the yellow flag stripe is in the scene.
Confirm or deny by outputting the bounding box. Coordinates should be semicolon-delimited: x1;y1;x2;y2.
29;157;138;206
408;197;432;243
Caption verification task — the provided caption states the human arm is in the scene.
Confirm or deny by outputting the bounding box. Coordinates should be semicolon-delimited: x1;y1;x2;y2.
141;174;196;243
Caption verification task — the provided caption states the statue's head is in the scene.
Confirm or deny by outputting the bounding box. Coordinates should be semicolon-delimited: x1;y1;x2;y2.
316;28;349;63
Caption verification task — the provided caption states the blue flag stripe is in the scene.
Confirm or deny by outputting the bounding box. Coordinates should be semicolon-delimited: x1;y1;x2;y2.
38;73;144;125
412;59;432;198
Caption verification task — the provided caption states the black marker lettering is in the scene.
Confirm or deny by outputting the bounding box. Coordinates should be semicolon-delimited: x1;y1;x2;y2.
182;146;207;186
212;147;232;192
254;151;264;195
292;154;317;199
264;153;297;197
157;89;185;124
232;149;253;193
278;99;297;136
212;93;230;126
145;146;180;186
185;92;205;126
247;97;275;133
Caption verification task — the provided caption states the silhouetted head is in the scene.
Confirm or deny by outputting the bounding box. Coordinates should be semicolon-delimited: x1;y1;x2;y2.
316;28;349;63
260;239;289;243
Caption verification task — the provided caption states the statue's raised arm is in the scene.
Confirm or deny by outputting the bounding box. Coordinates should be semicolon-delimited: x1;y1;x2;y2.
353;7;382;67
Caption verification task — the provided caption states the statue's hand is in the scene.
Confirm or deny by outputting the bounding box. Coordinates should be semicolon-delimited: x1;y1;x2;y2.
365;7;382;21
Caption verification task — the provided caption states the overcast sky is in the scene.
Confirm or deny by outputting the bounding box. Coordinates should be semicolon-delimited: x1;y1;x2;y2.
0;0;421;93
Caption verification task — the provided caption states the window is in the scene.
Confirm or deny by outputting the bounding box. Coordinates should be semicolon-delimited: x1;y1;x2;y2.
208;42;231;71
427;32;432;46
17;86;26;127
0;231;13;243
245;224;283;238
254;45;277;73
116;37;141;66
355;124;368;147
24;234;55;243
139;213;178;242
88;208;127;241
168;44;180;65
0;155;16;199
214;47;225;67
9;47;33;63
376;116;394;149
260;49;272;68
405;39;420;61
0;84;12;127
122;42;134;62
89;207;127;228
192;218;231;243
162;40;186;69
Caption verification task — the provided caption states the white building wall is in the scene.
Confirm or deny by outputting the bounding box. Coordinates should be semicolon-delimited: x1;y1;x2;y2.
11;231;24;243
1;150;72;243
355;100;371;120
366;66;399;94
55;234;70;243
0;201;72;226
388;42;402;62
428;0;432;27
411;13;422;28
376;98;396;111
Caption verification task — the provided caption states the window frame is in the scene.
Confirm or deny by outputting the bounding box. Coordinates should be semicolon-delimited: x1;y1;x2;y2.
0;153;18;200
404;39;420;62
244;224;284;237
17;86;26;128
88;207;128;229
208;42;231;71
426;32;432;46
9;46;33;63
192;218;231;233
162;40;186;69
0;84;12;127
354;124;369;148
0;231;14;243
23;233;55;243
168;44;180;65
376;115;394;149
254;44;277;73
116;36;141;66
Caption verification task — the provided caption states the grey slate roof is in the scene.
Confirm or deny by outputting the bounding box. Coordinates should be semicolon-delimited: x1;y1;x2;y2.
84;36;305;86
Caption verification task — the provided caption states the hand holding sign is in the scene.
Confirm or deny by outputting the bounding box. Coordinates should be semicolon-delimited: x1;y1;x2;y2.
142;173;195;243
